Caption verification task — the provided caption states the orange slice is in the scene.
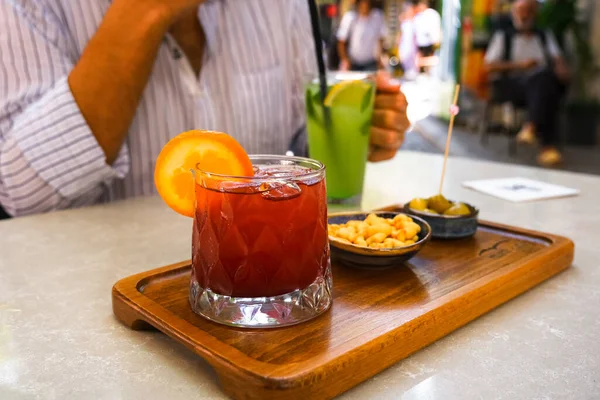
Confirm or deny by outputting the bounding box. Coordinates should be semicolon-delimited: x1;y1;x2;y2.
154;130;253;217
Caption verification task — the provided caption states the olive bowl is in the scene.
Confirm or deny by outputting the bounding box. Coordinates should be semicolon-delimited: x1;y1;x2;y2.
403;201;479;239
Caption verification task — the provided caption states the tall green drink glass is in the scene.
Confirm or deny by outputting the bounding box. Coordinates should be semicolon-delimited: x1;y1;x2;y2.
306;73;375;205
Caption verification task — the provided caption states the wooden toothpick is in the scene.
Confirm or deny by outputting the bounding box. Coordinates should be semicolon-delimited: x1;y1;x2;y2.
439;84;461;194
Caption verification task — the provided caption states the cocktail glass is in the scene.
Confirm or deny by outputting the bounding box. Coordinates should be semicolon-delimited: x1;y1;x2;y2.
189;155;332;328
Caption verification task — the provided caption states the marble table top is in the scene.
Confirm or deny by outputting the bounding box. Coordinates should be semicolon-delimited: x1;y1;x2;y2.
1;151;598;399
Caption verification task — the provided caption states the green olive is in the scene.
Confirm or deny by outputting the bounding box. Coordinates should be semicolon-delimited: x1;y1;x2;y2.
427;194;452;213
443;202;471;216
422;208;439;215
409;198;428;211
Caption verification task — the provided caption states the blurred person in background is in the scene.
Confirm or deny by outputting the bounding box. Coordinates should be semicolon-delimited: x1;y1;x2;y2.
0;0;410;218
484;0;569;167
336;0;387;71
397;3;418;79
412;0;441;73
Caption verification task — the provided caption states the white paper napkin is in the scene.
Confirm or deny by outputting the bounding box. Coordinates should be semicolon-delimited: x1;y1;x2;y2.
462;177;580;202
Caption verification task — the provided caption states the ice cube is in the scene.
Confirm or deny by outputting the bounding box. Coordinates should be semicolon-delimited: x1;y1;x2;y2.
299;175;322;186
261;181;302;201
219;180;265;194
255;165;312;176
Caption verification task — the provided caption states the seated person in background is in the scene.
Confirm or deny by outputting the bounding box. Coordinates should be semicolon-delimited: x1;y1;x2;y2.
337;0;388;71
412;0;441;73
0;0;409;218
484;0;569;167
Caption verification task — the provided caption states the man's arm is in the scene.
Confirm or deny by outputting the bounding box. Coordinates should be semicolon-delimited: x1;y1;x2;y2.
336;12;353;70
68;0;191;165
378;39;387;69
378;14;388;69
71;0;205;164
337;40;350;70
0;1;197;216
545;31;569;81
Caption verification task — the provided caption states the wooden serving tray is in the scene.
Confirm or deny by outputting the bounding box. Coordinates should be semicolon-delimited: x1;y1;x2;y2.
112;209;574;400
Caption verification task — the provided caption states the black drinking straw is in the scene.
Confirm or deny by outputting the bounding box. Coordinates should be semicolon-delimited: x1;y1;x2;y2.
307;0;331;127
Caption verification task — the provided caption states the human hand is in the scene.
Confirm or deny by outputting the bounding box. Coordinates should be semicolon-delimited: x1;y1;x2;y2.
519;59;538;71
554;58;570;82
369;71;410;162
378;55;388;70
339;59;351;71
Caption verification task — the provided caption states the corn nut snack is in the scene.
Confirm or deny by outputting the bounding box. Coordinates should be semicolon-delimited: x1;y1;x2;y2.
328;213;421;249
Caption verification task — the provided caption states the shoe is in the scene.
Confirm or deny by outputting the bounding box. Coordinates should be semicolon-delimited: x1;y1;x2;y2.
516;124;536;145
537;147;563;167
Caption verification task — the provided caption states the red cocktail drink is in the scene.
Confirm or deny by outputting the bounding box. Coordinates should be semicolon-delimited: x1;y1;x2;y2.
190;155;332;327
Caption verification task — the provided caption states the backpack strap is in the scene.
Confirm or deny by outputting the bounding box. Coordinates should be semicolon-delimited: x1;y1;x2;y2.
498;28;515;79
536;29;547;48
535;29;552;65
502;28;515;62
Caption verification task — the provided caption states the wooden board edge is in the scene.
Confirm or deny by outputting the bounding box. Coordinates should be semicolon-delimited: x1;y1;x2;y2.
111;263;281;389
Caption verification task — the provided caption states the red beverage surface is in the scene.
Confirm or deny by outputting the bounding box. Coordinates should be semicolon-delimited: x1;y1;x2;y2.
192;166;328;297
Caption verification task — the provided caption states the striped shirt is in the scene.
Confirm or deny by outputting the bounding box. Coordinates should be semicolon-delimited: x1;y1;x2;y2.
0;0;316;217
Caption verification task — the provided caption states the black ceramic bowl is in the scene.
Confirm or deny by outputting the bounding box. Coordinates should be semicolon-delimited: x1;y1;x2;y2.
328;211;431;269
403;201;479;239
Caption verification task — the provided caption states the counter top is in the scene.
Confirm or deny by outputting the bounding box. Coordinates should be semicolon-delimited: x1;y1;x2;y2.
1;151;598;399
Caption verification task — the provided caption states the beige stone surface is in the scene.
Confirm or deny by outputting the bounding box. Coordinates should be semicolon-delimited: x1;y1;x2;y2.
1;151;598;399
